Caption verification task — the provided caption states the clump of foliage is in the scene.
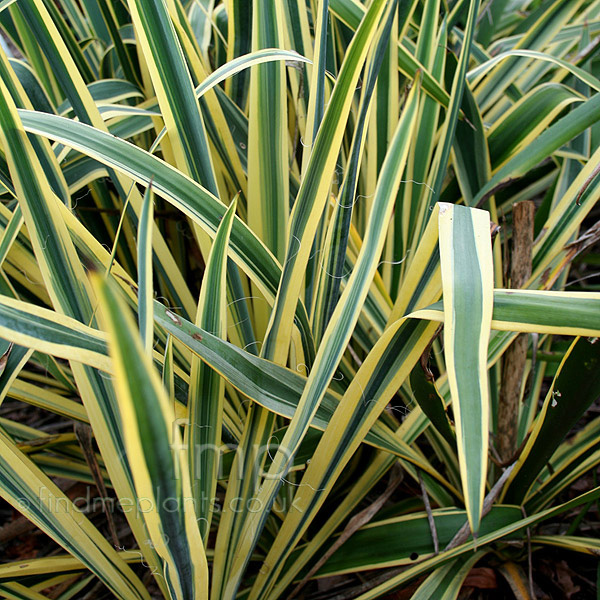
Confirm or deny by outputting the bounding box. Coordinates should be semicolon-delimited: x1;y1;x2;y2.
0;0;599;598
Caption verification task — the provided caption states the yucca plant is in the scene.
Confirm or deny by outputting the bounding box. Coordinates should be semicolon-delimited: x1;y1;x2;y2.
0;0;599;598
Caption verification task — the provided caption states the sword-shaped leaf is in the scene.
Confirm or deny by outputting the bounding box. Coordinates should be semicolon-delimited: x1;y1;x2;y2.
93;273;209;600
410;289;600;336
438;203;494;534
137;182;154;355
187;197;236;539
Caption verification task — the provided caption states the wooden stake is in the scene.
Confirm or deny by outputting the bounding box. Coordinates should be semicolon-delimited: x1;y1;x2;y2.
497;201;535;463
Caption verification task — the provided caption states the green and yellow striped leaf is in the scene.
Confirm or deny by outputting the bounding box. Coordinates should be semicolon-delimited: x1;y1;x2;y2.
94;273;209;600
187;197;236;539
438;202;494;533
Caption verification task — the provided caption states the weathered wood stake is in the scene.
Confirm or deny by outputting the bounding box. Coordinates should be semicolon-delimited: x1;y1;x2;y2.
497;201;535;463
